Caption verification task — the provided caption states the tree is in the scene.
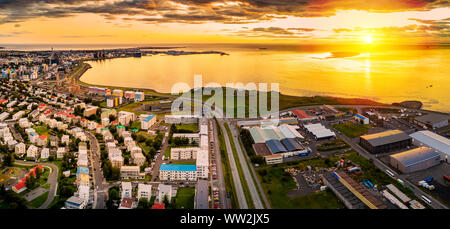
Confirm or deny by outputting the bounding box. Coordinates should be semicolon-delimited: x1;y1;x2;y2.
137;198;149;209
35;167;43;179
25;174;36;189
2;153;14;167
60;186;74;198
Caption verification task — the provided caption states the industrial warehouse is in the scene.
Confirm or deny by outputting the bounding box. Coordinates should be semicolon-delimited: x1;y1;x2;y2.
248;125;310;164
359;130;412;154
410;130;450;163
390;147;441;173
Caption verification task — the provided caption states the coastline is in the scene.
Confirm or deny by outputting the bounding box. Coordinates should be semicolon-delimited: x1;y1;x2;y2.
76;62;392;109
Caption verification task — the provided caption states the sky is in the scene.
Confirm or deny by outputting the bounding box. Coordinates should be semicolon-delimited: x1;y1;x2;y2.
0;0;449;44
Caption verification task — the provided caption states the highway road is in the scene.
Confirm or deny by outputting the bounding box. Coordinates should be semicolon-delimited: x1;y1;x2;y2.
228;121;271;209
225;121;264;209
216;118;248;209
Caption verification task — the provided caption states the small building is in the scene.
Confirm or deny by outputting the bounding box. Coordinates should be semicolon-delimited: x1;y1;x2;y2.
390;146;441;173
354;113;369;125
119;197;134;209
65;196;86;209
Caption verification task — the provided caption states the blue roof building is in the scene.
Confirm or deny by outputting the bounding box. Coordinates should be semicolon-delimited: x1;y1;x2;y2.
160;164;197;172
266;139;287;154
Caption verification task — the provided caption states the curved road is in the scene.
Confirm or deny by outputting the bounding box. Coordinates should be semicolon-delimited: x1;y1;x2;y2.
14;161;59;209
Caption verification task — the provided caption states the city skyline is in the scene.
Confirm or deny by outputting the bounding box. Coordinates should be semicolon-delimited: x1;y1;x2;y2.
0;0;449;44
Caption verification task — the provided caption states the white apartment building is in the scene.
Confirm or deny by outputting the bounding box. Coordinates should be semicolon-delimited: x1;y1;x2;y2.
170;147;200;160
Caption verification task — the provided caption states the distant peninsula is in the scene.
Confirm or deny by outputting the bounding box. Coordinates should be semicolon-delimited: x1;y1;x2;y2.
143;50;229;56
138;46;185;49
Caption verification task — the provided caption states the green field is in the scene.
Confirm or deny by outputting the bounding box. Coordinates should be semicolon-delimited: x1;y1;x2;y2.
28;192;49;209
34;125;50;137
174;123;198;133
175;188;195;209
332;122;371;138
257;166;343;209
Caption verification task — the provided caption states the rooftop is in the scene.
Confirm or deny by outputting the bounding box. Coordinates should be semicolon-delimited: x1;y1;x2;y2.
415;113;449;125
360;130;410;147
410;130;450;156
159;164;197;172
390;146;441;167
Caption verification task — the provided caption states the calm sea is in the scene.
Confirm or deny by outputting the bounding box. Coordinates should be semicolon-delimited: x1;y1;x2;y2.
3;43;449;112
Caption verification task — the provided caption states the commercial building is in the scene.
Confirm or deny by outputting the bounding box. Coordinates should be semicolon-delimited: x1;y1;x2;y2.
390;147;441;173
195;180;209;209
410;130;450;163
159;164;197;181
264;154;283;164
265;139;287;154
359;130;412;154
414;113;449;130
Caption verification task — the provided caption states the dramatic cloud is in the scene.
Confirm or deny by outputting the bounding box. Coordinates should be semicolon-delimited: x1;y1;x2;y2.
0;0;447;25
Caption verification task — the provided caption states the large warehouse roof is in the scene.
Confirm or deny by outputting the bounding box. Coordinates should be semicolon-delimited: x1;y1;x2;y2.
415;113;449;125
253;143;271;156
278;125;296;138
260;128;280;140
304;123;335;139
390;147;440;167
360;130;410;147
410;130;450;156
281;138;303;151
292;109;311;119
266;139;287;154
249;127;265;143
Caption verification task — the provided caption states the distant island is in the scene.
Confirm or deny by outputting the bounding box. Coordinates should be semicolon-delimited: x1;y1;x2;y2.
327;51;360;58
0;47;4;49
138;46;185;49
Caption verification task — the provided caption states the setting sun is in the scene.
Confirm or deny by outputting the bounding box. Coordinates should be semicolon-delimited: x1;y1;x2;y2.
364;35;374;44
